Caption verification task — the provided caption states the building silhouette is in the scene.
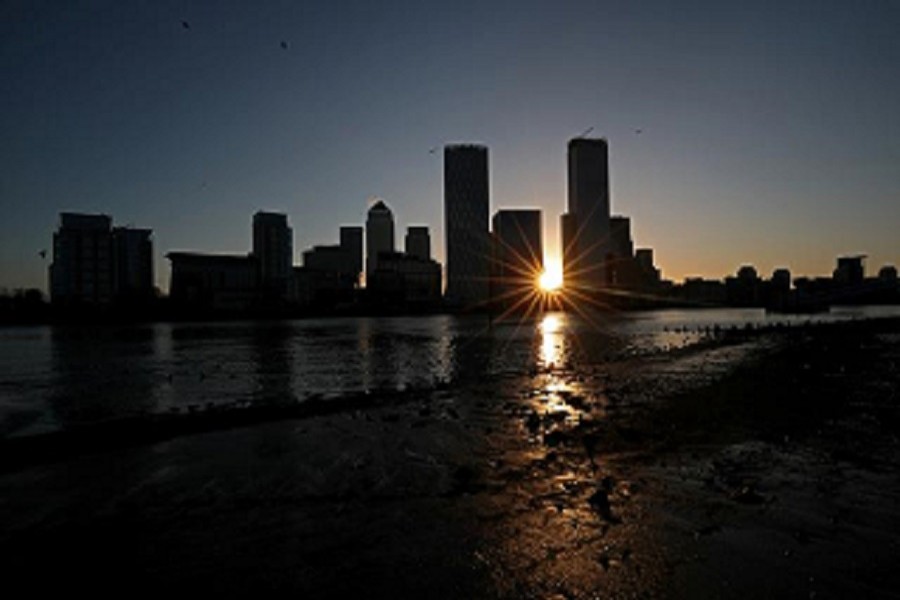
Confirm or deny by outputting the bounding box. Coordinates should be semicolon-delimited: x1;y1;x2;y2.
302;245;352;274
291;225;362;309
491;209;543;310
169;211;290;311
560;213;577;290
302;227;363;282
340;226;364;284
771;268;792;292
367;251;442;307
834;255;866;286
365;216;442;308
605;215;633;286
112;227;154;304
563;138;611;292
252;211;293;300
50;213;113;305
366;200;395;281
609;216;634;264
635;249;661;283
681;277;727;305
405;226;431;261
168;252;259;310
50;213;154;307
725;264;762;307
444;144;490;308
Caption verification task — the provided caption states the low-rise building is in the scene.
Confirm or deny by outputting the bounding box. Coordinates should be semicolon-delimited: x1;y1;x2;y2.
368;251;441;306
167;252;259;311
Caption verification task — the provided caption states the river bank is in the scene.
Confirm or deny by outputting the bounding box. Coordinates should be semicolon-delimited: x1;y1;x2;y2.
1;317;898;597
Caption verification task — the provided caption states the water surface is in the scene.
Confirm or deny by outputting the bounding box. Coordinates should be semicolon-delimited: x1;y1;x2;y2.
2;306;897;437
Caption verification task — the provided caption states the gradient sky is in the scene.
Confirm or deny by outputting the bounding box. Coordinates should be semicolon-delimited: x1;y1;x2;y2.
3;0;898;293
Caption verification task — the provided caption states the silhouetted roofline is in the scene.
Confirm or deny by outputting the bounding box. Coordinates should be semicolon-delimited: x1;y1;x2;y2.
167;252;254;263
252;211;289;224
59;211;111;219
569;137;608;146
57;212;112;229
493;208;542;215
112;226;153;234
304;244;344;253
444;143;487;151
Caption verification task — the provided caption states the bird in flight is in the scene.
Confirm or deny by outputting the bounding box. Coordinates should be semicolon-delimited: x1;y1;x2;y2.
634;128;643;134
280;41;289;50
181;20;191;30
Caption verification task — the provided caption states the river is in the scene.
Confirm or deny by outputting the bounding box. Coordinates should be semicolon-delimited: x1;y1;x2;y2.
2;306;898;438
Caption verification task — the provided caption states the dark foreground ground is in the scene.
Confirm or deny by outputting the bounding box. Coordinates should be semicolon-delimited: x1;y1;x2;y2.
2;318;899;598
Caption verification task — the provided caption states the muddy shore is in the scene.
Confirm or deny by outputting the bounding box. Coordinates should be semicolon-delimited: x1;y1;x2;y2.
1;318;898;598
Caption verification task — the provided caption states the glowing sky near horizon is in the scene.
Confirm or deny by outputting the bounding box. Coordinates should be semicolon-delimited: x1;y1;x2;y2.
2;0;898;293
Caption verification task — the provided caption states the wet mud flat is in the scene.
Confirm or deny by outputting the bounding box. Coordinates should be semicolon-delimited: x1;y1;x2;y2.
1;318;899;598
635;318;900;599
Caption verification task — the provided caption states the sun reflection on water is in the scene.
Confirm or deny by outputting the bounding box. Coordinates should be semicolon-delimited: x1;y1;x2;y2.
474;311;668;598
539;312;566;369
534;312;582;424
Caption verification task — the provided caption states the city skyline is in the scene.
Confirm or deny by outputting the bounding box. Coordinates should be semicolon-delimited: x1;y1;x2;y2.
3;1;899;293
31;135;900;299
19;135;900;299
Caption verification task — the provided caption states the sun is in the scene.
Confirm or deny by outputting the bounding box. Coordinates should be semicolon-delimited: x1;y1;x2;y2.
538;264;563;292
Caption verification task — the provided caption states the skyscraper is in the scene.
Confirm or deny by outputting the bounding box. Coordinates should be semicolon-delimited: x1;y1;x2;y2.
560;213;577;290
339;225;363;282
444;144;490;307
492;210;543;277
366;200;394;280
566;138;611;291
252;211;293;299
492;209;543;308
405;226;430;261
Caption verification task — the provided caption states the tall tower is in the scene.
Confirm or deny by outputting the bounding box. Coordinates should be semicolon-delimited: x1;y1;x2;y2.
444;144;490;307
405;226;431;261
492;210;543;278
252;211;293;299
492;209;543;308
339;225;363;282
566;138;611;291
366;200;395;279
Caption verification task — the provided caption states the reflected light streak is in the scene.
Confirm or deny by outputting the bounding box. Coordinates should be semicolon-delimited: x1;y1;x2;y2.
539;312;565;369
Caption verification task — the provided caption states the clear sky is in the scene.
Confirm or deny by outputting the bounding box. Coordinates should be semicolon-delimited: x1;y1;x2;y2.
2;0;898;293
